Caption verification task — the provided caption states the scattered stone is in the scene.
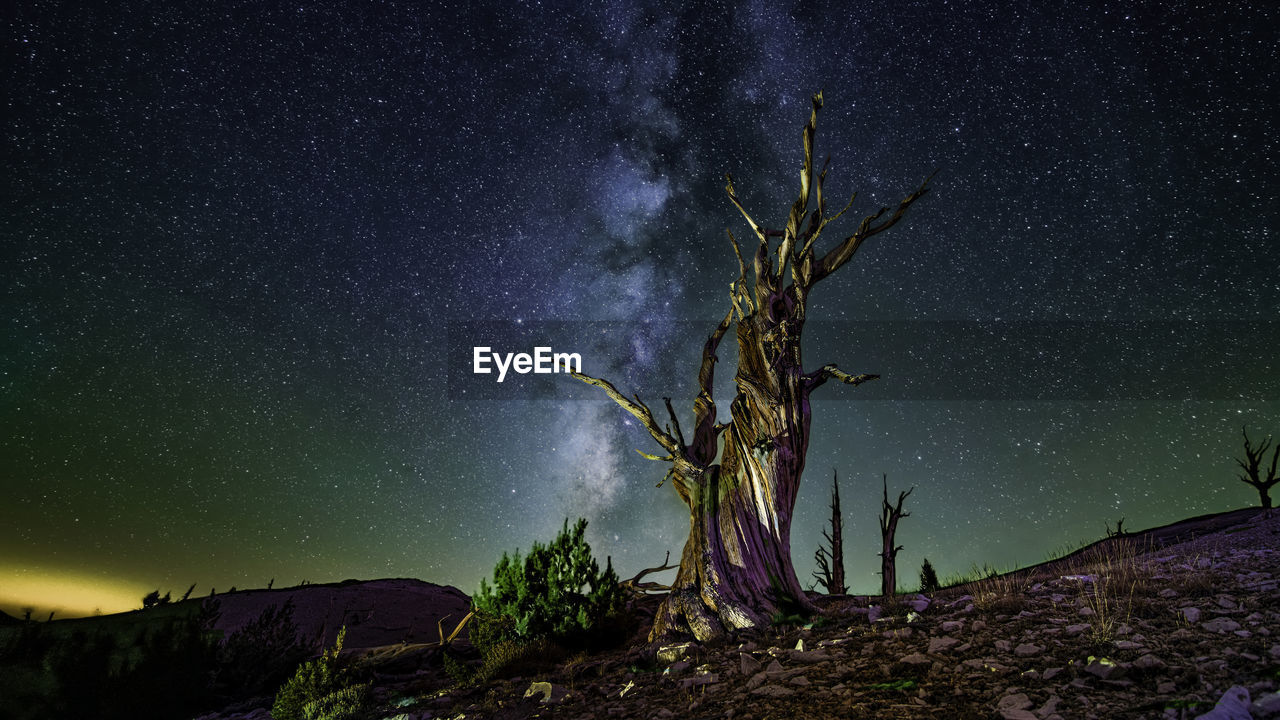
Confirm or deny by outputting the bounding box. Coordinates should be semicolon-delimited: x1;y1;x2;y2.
1194;686;1252;720
909;596;931;612
1251;692;1280;719
794;637;804;651
899;652;932;667
1202;617;1242;633
788;676;810;687
1083;656;1126;681
663;661;690;676
997;692;1036;719
1133;653;1166;670
940;620;964;633
524;681;554;703
739;653;762;676
929;636;960;653
995;639;1012;653
1181;607;1202;623
1064;623;1091;636
1159;588;1179;598
750;684;795;698
1014;643;1043;658
657;643;695;664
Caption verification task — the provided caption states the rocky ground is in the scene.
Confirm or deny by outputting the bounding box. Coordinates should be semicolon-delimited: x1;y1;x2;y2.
205;508;1280;720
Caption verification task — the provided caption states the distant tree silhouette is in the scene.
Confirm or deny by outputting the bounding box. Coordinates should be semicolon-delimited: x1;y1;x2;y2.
180;583;197;602
919;558;939;593
1235;427;1279;509
812;470;847;594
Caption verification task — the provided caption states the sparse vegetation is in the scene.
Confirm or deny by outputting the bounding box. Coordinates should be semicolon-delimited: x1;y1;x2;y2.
273;627;371;720
469;518;627;680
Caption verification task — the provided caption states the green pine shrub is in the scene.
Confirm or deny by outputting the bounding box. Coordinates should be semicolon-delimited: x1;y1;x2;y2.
272;627;369;720
919;558;940;593
471;518;627;677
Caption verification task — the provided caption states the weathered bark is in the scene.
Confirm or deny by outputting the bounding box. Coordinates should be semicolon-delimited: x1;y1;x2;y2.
1235;427;1278;509
813;470;847;594
568;93;932;641
878;475;912;599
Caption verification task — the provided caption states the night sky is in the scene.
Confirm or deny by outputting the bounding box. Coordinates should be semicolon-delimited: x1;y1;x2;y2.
4;1;1277;618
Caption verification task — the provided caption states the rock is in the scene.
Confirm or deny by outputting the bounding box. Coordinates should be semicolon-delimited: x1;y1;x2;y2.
928;636;960;653
750;684;795;698
1202;617;1242;633
909;595;931;612
1194;686;1252;719
1064;623;1090;636
1014;643;1043;658
997;693;1032;711
995;639;1011;653
789;649;830;664
1181;607;1202;623
1251;692;1280;719
663;660;690;676
899;652;932;667
680;673;717;689
524;681;554;703
1159;588;1179;598
657;642;695;664
794;637;804;651
867;605;883;623
1042;667;1064;681
907;610;924;624
1133;653;1166;670
746;671;767;690
1083;656;1126;681
1077;606;1095;616
739;652;762;676
789;675;810;686
940;620;964;633
997;693;1036;719
1037;695;1063;717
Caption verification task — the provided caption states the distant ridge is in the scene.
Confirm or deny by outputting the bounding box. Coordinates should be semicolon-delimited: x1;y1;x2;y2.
0;608;20;626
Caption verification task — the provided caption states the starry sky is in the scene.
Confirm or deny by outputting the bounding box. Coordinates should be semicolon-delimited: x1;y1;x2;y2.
4;1;1277;618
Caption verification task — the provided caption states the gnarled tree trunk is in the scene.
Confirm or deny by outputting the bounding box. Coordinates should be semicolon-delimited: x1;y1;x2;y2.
569;93;932;641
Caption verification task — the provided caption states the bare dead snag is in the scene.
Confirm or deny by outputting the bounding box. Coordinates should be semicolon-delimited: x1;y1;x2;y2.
813;469;848;595
566;92;931;640
1236;426;1279;509
879;475;913;600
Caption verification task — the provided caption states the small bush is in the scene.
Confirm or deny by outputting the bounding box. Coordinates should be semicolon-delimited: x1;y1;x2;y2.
473;518;627;653
272;627;367;720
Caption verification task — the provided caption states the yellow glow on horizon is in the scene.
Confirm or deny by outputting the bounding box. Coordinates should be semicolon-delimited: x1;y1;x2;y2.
0;565;149;619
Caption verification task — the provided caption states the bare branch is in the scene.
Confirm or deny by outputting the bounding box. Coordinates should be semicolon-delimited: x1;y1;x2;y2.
804;364;880;393
663;397;687;450
809;170;936;287
621;551;678;595
780;91;823;283
725;173;768;246
634;449;673;462
566;367;683;459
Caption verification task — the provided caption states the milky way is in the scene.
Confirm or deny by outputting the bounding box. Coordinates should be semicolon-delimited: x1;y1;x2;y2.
3;1;1277;615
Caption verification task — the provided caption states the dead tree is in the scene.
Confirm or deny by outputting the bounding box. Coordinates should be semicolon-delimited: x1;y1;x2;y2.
1235;427;1279;509
566;92;932;640
813;470;847;594
878;475;913;599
